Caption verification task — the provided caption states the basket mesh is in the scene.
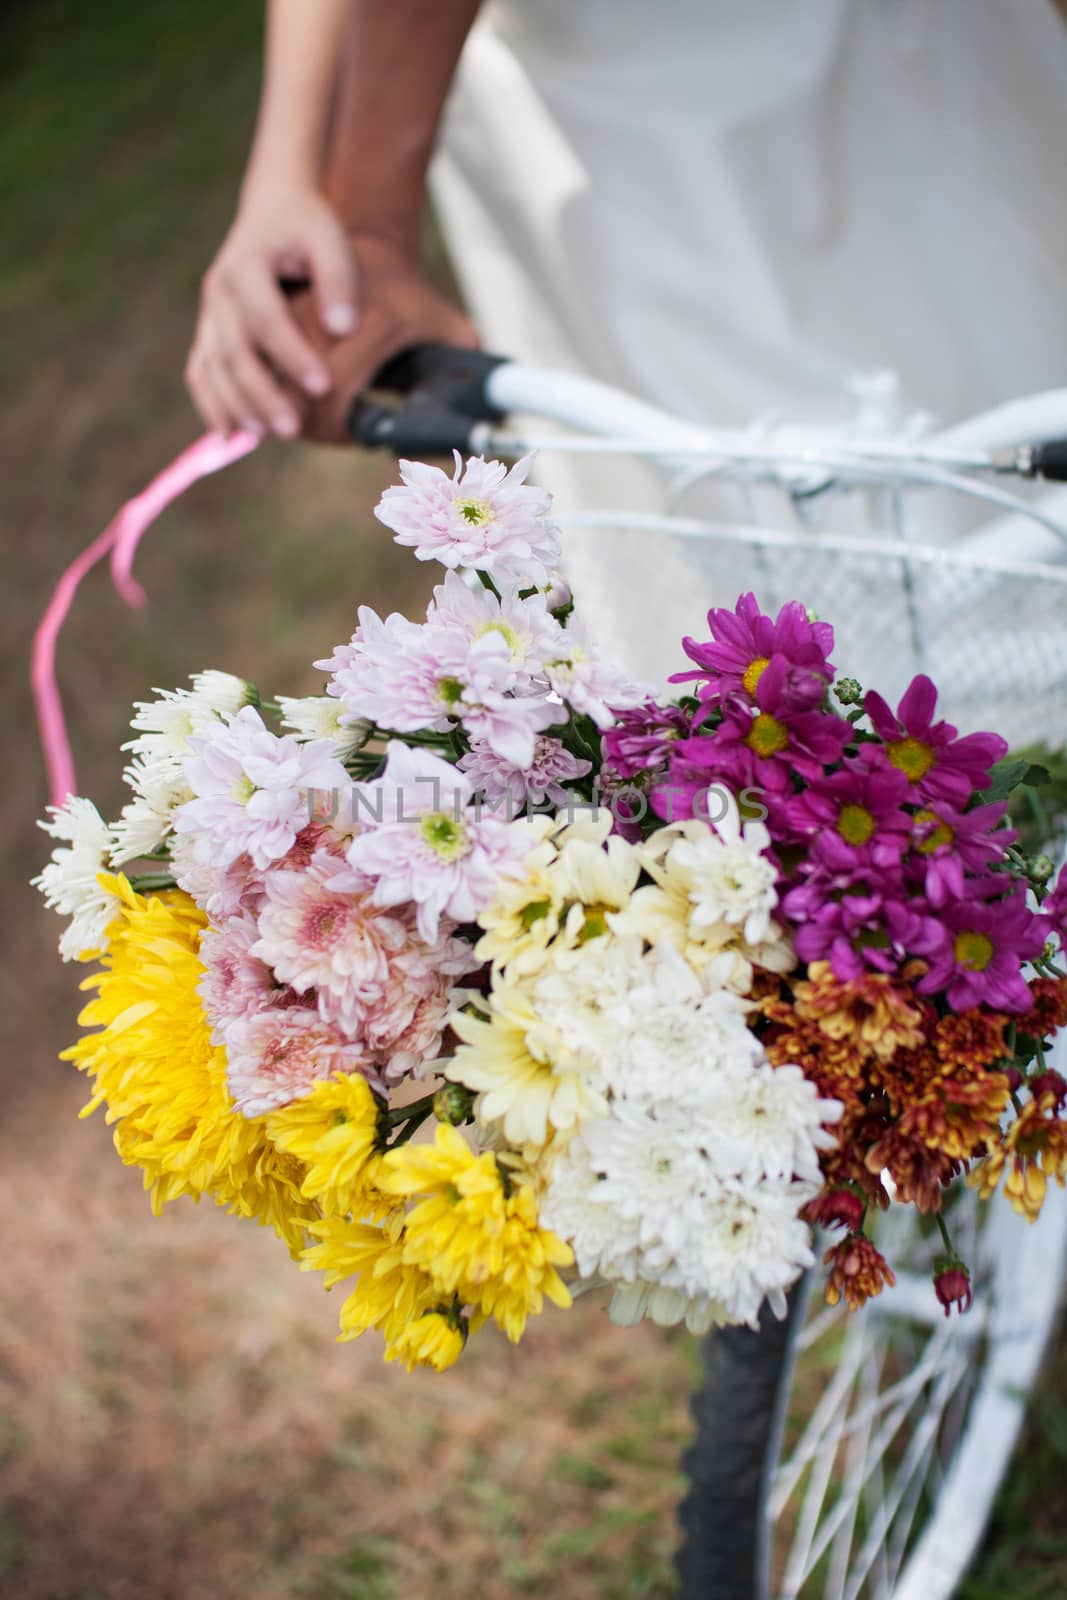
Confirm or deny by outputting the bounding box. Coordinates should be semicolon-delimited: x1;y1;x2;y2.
562;514;1067;751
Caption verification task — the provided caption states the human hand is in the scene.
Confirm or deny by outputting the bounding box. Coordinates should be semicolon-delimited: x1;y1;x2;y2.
185;187;358;439
291;231;479;444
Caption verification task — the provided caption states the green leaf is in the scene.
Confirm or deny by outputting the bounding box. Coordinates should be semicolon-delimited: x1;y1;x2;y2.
979;758;1051;805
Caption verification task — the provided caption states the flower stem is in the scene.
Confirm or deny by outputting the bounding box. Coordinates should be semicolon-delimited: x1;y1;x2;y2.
389;1105;435;1146
934;1212;955;1257
387;1092;437;1128
129;872;177;892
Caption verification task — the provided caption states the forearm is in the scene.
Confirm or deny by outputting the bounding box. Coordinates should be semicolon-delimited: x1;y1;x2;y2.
243;0;350;197
325;0;483;255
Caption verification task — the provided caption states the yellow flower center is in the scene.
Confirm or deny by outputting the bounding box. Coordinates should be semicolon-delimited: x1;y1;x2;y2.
420;812;469;860
454;496;494;527
437;676;464;706
887;736;935;781
742;656;772;697
746;713;789;758
915;808;954;854
954;930;994;971
231;773;256;804
478;620;521;656
837;803;876;847
577;906;611;943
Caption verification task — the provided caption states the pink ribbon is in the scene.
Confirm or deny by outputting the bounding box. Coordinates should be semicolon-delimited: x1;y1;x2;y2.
32;429;260;808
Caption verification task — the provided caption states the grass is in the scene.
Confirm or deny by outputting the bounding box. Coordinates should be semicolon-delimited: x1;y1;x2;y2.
2;4;1065;1598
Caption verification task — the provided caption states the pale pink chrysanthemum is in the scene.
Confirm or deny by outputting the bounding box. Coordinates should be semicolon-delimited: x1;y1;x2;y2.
346;742;532;941
175;706;350;873
171;834;263;922
459;735;591;809
544;621;653;728
428;569;567;684
374;452;560;588
254;848;412;1032
225;1005;378;1117
198;911;277;1044
319;606;556;766
317;607;465;735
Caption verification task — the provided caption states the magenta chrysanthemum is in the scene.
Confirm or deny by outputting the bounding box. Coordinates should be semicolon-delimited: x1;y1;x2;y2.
863;676;1007;807
916;886;1047;1012
671;592;835;703
784;754;912;867
908;798;1013;908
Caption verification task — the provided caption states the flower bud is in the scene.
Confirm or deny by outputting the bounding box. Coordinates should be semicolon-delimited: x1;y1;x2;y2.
434;1083;475;1126
933;1260;973;1318
808;1187;866;1232
834;677;863;707
1030;1068;1067;1110
1028;854;1055;886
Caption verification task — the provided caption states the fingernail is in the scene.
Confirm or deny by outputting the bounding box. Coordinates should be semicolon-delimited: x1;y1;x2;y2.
303;370;330;396
273;414;298;439
242;418;265;438
324;304;357;336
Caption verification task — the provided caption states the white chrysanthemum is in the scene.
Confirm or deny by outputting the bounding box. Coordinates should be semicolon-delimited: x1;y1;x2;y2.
608;1280;729;1336
124;670;249;763
604;943;763;1103
660;1179;817;1326
705;1061;842;1186
110;754;195;865
660;807;779;944
617;812;795;988
521;934;647;1077
33;796;121;961
277;695;370;759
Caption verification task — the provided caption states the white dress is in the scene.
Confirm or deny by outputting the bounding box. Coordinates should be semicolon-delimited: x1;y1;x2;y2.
432;0;1067;693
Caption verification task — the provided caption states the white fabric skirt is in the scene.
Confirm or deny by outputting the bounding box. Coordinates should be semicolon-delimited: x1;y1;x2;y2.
432;0;1067;690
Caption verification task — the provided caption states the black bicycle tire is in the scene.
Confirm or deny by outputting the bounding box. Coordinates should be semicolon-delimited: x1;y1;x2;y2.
676;1281;809;1600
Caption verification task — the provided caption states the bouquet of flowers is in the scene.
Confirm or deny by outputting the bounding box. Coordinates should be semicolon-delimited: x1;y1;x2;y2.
36;453;1067;1372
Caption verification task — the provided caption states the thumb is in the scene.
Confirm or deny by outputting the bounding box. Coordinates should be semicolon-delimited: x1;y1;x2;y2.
306;208;359;339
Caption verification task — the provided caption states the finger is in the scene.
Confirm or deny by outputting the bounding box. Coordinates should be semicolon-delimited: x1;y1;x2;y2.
186;346;233;436
214;299;302;438
230;346;303;440
239;263;334;398
206;354;259;439
305;212;359;338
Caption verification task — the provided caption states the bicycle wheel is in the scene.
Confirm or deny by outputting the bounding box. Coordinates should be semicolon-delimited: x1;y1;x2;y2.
676;1184;1067;1599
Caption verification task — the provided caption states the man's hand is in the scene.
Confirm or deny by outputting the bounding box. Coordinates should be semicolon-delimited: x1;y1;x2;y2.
294;233;479;444
185;188;359;439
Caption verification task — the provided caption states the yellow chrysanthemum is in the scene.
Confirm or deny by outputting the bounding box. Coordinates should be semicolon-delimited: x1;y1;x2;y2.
64;876;315;1253
448;982;608;1146
387;1306;468;1373
302;1211;451;1367
267;1071;388;1218
377;1123;573;1342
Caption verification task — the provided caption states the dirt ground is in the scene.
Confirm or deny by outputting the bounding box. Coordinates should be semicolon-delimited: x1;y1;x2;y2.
3;5;1066;1598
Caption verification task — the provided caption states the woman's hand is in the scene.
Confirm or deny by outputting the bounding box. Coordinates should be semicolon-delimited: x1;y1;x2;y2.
185;187;359;439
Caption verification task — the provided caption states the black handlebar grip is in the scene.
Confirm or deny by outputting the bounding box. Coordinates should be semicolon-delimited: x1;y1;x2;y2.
369;343;509;417
348;397;479;457
1033;438;1067;482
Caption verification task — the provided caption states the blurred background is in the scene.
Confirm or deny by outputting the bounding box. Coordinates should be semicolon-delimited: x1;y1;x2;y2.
2;4;1065;1597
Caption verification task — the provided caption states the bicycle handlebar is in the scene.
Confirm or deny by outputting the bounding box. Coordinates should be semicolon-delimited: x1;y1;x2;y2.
349;342;1067;489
